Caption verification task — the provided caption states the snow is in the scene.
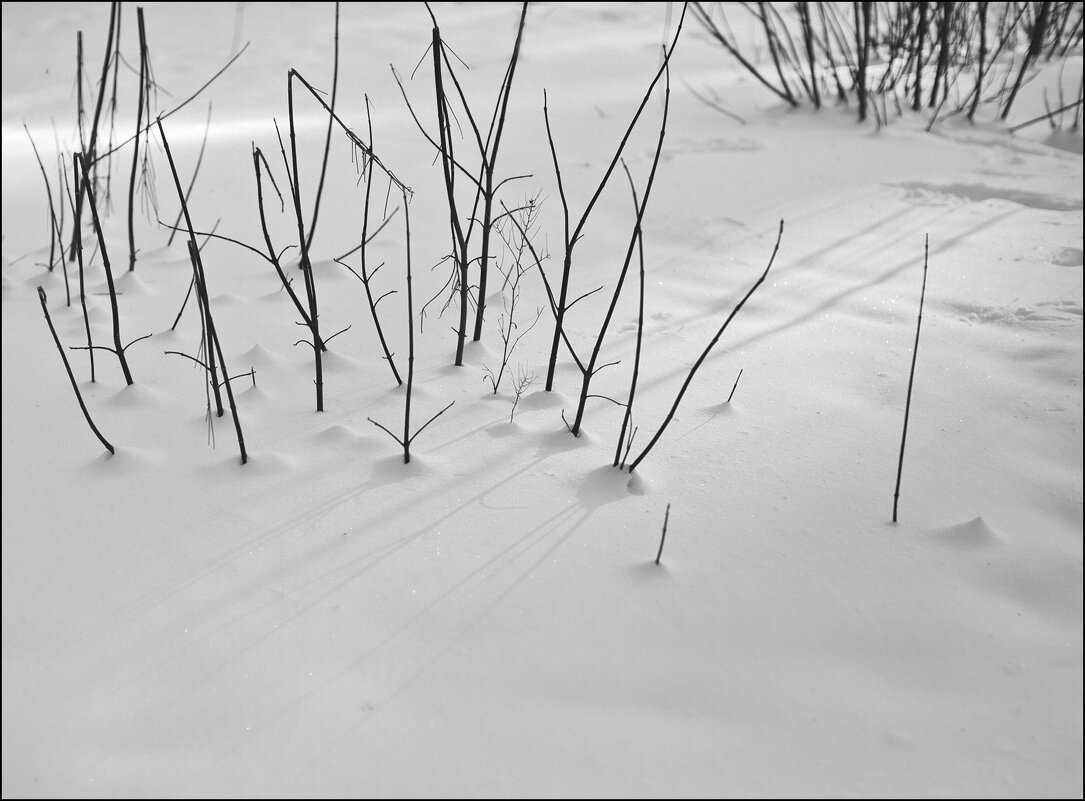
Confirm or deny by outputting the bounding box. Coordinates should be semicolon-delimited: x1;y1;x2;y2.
3;2;1082;796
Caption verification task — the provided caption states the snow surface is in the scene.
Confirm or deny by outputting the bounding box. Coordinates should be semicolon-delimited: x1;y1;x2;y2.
2;2;1082;797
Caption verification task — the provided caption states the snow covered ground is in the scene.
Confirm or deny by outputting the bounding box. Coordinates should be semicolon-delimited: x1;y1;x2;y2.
2;2;1081;796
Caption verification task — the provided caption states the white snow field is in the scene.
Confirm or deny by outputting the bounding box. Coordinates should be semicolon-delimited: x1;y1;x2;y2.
2;2;1081;797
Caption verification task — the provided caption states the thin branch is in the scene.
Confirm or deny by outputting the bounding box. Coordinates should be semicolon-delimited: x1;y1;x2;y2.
166;102;214;246
1009;98;1084;131
121;332;153;353
585;393;627;407
629;220;784;473
726;367;743;403
164;350;209;370
91;43;251;168
37;286;114;455
655;503;671;565
305;2;340;253
407;400;456;445
77;151;134;385
565;284;606;311
892;235;930;523
334;206;399;261
368;416;404;446
290;68;410;195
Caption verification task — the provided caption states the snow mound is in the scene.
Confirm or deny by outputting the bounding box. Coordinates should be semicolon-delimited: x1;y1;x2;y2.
242;343;284;367
932;516;1002;549
114;270;154;296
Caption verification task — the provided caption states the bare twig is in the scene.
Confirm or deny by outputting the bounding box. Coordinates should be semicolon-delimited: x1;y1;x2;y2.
655;502;671;565
69;3;119;261
90;42;251;169
629;221;784;473
37;286;114;455
166;102;213;247
127;7;150;272
368;194;453;462
304;2;340;254
893;235;930;523
1008;98;1084;131
615;163;646;468
726;368;743;403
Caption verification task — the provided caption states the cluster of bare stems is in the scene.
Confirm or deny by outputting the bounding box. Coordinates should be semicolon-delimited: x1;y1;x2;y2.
37;2;790;481
692;1;1083;128
395;1;530;367
30;2;248;459
479;3;785;473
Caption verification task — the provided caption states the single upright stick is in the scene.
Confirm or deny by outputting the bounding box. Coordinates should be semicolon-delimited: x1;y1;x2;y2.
65;153;95;381
368;195;454;463
726;368;743;403
287;71;325;411
304;1;340;254
427;11;471;367
69;3;120;262
351;99;402;385
127;7;149;272
614;165;646;468
655;503;671;565
893;236;930;523
403;196;416;459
